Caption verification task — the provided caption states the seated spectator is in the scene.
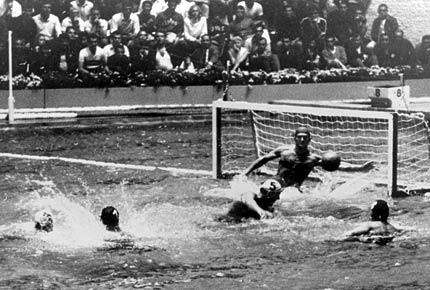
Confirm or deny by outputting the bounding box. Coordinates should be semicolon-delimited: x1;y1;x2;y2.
345;34;374;67
244;21;271;56
229;4;253;40
110;0;140;41
84;8;109;38
275;36;294;69
139;0;167;17
194;0;209;19
301;39;326;70
326;0;351;46
78;33;106;76
175;0;195;20
31;43;60;74
102;31;130;59
10;3;37;46
390;29;416;67
190;34;222;70
1;0;21;18
70;0;94;22
54;27;81;73
33;1;62;40
300;6;326;51
93;0;117;20
350;7;367;39
155;0;184;44
61;6;86;33
13;37;32;74
372;33;392;67
321;35;347;69
32;33;48;53
138;0;156;34
416;35;430;70
208;13;230;58
155;43;173;70
179;55;195;72
273;3;300;43
209;0;235;25
184;4;207;51
370;4;398;43
130;43;155;72
258;0;281;29
236;0;263;21
248;36;280;72
228;35;249;71
128;30;151;55
106;44;131;74
346;0;371;15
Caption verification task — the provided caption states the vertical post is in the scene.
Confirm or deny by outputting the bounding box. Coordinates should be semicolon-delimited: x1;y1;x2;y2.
8;30;14;124
387;113;398;197
212;103;222;178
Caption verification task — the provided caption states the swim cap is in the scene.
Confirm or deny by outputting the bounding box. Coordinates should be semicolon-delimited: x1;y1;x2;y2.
101;206;120;231
370;200;389;223
260;179;282;195
34;210;54;232
294;127;311;137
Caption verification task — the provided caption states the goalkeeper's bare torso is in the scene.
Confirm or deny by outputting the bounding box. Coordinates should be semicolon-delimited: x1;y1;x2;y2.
277;149;321;188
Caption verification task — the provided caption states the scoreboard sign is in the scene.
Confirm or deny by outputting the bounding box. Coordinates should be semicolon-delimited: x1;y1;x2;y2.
368;85;410;109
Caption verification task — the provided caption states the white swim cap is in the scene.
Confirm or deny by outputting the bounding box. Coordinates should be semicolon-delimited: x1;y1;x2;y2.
260;179;282;194
34;210;54;232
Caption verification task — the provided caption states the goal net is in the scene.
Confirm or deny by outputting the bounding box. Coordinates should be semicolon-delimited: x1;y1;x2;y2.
212;100;430;196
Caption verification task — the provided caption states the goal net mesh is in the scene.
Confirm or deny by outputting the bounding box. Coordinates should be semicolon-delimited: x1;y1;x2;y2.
218;103;430;193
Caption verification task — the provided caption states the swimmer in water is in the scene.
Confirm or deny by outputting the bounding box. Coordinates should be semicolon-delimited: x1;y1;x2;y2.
343;200;401;244
100;206;121;232
34;210;54;232
218;178;283;222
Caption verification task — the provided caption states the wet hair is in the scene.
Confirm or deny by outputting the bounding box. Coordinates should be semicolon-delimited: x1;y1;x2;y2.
100;206;120;231
294;127;311;137
370;200;389;223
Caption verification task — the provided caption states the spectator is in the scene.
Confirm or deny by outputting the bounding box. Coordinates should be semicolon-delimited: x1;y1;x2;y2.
93;0;117;20
244;21;271;56
78;33;106;77
179;55;195;72
55;28;81;73
300;6;326;50
326;0;351;46
84;7;109;37
2;0;21;18
184;4;207;51
228;35;249;71
372;33;392;67
301;39;325;70
155;0;184;44
61;6;86;33
130;42;155;72
70;0;94;22
350;7;367;39
33;1;62;40
141;0;167;17
321;35;347;69
236;0;263;21
209;0;235;25
110;0;140;40
13;37;32;74
10;3;37;45
138;0;156;34
155;42;173;70
194;0;209;19
208;11;230;57
370;4;398;43
248;36;280;72
416;35;430;70
390;29;416;67
345;34;373;67
176;0;195;20
102;31;130;59
190;34;221;69
273;3;300;42
31;43;60;74
128;30;151;55
106;44;131;74
275;36;294;69
229;4;253;40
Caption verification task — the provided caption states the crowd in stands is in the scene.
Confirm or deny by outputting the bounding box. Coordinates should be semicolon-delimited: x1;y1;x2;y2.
0;0;429;82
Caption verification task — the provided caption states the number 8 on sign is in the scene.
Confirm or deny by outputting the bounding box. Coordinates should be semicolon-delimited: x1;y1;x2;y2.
375;89;380;97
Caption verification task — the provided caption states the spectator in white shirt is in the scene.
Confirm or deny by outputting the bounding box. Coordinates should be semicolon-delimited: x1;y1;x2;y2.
70;0;94;22
175;0;194;19
78;33;106;76
61;6;86;33
110;1;140;40
84;7;109;37
33;2;62;40
184;4;207;49
102;31;130;59
236;0;263;20
0;0;21;17
139;0;167;17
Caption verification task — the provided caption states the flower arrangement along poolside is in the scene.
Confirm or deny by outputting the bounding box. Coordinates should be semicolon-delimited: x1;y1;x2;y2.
0;66;428;90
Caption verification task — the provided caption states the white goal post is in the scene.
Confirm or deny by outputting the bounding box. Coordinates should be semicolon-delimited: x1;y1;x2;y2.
212;99;430;196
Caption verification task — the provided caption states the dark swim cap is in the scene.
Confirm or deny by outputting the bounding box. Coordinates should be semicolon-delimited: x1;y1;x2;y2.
294;127;311;137
370;200;389;223
101;206;120;231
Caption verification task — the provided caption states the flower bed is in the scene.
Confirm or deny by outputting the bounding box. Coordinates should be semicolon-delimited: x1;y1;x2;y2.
0;66;428;90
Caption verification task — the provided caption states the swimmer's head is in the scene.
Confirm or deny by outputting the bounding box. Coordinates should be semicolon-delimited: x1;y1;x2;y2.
258;179;282;199
293;127;311;148
370;200;389;223
34;210;54;232
100;206;120;231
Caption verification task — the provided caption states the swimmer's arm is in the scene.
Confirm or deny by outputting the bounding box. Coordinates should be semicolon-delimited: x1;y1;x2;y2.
242;145;292;176
239;191;273;219
338;160;374;172
346;224;372;237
